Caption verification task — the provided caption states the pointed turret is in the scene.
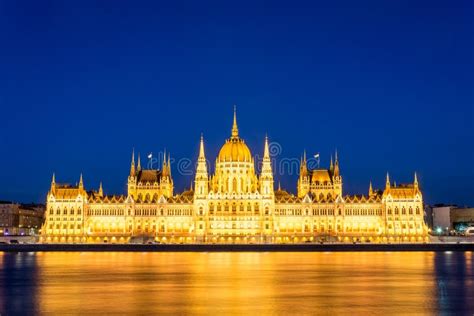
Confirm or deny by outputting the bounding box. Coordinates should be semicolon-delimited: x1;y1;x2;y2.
369;181;373;196
98;182;103;197
79;173;84;190
196;134;208;174
385;172;391;190
297;150;310;198
130;149;136;176
50;173;56;193
300;150;308;177
414;172;419;189
162;150;169;177
137;153;141;172
260;135;274;196
329;155;334;173
264;134;270;157
334;150;340;177
195;134;209;197
231;105;239;138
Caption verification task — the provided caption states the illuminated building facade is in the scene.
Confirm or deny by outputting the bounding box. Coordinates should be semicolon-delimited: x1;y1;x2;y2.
41;110;429;244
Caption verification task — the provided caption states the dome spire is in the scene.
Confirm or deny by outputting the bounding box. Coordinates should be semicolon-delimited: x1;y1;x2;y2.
231;105;239;138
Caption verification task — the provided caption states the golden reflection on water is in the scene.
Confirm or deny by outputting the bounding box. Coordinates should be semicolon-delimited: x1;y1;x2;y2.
0;251;473;314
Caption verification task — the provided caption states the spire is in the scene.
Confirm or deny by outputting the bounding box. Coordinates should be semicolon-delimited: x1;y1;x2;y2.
414;172;419;187
195;135;208;196
231;105;239;138
329;155;334;172
162;150;167;176
137;153;141;172
278;181;281;191
196;134;208;176
300;151;308;177
261;135;272;173
369;181;373;196
99;182;103;197
386;172;391;189
264;134;270;159
334;150;340;177
199;133;206;159
260;135;274;194
79;173;84;190
130;148;136;176
50;173;56;192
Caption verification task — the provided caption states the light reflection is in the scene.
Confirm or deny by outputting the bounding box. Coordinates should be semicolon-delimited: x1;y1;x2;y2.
0;252;472;314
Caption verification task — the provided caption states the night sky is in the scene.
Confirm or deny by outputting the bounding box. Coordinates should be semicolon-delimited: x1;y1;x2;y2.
0;1;472;206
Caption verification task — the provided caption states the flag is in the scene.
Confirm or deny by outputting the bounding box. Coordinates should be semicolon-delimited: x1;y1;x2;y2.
147;153;153;159
314;153;320;159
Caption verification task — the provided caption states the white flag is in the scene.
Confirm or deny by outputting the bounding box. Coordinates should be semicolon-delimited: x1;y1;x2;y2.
314;153;320;159
147;153;153;159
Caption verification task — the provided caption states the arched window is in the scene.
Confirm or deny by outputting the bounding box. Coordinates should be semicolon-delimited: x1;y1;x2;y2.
387;208;392;215
402;207;406;215
409;207;413;215
232;178;237;192
416;207;420;215
63;208;67;215
395;207;399;215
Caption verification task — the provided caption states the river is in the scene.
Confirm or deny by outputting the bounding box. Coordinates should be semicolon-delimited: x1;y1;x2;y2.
1;251;473;314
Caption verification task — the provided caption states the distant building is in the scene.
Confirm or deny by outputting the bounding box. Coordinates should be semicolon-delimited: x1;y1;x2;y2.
0;201;45;236
432;205;454;234
431;205;474;234
451;207;474;232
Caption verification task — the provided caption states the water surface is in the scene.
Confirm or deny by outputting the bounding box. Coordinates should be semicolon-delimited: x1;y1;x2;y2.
0;252;473;314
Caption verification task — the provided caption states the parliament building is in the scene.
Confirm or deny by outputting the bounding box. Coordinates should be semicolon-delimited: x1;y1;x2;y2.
41;109;429;244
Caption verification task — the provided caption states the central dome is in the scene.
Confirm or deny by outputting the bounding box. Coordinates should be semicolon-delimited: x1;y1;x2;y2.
217;107;252;162
218;138;252;162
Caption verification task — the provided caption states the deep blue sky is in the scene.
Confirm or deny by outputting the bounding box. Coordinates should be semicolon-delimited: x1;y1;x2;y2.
0;1;472;205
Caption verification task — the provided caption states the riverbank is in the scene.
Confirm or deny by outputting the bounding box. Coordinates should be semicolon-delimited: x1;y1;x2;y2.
1;243;473;252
